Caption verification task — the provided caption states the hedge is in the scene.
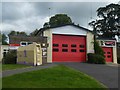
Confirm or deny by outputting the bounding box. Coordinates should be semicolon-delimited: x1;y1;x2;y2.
2;50;17;64
117;57;120;64
87;53;105;64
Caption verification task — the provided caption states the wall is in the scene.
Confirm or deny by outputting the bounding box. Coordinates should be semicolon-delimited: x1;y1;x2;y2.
43;25;94;63
86;32;94;54
97;39;117;63
0;45;9;62
44;30;52;63
17;43;42;66
113;47;117;64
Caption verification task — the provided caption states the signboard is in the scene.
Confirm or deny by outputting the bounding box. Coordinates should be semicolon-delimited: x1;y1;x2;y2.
9;46;19;50
9;44;20;46
101;40;116;47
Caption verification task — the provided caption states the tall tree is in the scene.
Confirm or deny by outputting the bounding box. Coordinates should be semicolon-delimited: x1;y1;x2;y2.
0;33;2;44
89;3;120;38
2;34;8;45
43;14;72;27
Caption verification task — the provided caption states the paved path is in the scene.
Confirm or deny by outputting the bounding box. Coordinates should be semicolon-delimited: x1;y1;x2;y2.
56;62;119;89
2;63;56;77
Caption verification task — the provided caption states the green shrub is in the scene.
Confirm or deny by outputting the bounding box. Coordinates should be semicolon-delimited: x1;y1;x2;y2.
87;53;105;64
2;50;17;64
117;57;120;64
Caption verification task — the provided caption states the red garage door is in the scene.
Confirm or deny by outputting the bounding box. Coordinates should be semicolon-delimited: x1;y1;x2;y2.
102;47;113;62
52;34;86;62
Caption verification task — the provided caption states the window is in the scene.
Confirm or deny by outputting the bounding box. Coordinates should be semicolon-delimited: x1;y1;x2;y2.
4;49;6;51
53;48;59;52
21;42;26;45
53;44;59;47
107;52;111;54
28;42;32;45
71;49;76;52
79;45;84;48
104;52;106;54
62;44;68;47
71;44;76;47
62;49;68;52
107;56;111;58
79;49;85;52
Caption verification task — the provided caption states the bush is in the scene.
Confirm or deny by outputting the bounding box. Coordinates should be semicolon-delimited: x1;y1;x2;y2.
87;53;105;64
2;50;17;64
117;57;120;64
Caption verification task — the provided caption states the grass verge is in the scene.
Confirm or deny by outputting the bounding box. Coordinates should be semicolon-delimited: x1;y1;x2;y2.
2;64;31;71
2;65;106;88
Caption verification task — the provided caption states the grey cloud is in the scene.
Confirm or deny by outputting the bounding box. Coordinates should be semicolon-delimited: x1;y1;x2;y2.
2;2;109;34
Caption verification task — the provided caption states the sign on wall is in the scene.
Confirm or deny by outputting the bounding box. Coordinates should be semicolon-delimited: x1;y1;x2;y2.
100;40;116;47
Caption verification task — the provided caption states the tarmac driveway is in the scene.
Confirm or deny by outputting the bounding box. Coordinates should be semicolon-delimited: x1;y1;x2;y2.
56;62;119;89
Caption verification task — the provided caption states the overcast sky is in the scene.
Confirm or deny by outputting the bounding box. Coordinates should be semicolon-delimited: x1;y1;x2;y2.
1;0;120;34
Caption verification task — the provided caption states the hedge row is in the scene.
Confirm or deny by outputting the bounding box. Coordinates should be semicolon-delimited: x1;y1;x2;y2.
2;50;17;64
87;53;105;64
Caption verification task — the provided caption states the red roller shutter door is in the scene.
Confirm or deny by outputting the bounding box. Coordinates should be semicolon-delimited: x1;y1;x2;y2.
102;47;113;62
52;34;86;62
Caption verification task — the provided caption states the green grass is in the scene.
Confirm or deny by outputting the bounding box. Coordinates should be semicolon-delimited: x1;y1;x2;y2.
2;65;106;88
2;64;31;71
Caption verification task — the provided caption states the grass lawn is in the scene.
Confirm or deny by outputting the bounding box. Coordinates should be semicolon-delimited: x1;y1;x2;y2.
2;65;106;88
2;64;31;71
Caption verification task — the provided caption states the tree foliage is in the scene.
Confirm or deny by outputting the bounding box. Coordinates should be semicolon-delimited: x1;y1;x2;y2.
89;3;120;38
2;34;8;45
2;50;17;64
0;33;2;44
8;31;27;36
94;39;105;57
29;29;39;36
44;14;72;27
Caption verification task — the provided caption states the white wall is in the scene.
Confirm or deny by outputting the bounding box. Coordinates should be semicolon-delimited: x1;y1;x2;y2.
44;29;52;63
86;32;94;53
0;45;9;62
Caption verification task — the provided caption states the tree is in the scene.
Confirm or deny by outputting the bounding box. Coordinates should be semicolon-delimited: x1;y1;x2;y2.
8;30;27;36
29;29;39;36
2;34;8;45
94;39;105;57
44;14;72;27
0;33;2;44
89;3;120;38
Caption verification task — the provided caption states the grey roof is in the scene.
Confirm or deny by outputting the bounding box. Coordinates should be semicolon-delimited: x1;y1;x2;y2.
36;24;93;36
9;36;47;44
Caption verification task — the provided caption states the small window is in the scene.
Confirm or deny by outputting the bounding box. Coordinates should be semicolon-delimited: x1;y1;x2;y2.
71;44;76;47
107;56;111;58
79;49;85;52
53;48;59;52
53;44;59;47
4;49;6;51
79;45;84;48
21;42;26;45
62;49;68;52
107;52;111;54
104;52;106;54
71;49;76;52
62;44;68;47
28;42;33;45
